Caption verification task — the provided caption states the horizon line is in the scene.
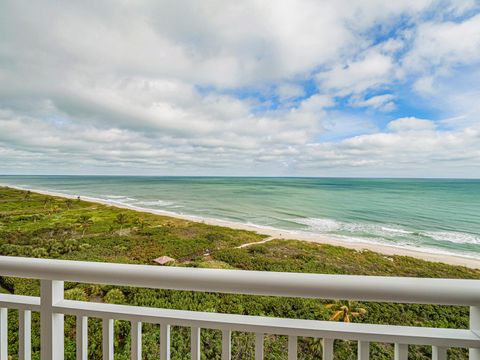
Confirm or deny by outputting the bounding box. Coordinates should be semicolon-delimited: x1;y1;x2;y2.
1;174;479;180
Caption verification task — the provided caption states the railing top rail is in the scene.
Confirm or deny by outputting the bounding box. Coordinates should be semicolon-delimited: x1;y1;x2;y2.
0;256;479;305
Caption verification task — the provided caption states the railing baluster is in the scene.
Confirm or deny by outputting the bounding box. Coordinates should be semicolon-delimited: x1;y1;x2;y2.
19;309;31;360
131;321;142;360
0;257;479;360
76;316;88;360
191;327;200;360
221;330;231;360
323;338;334;360
40;280;64;360
432;346;447;360
102;318;114;360
394;344;408;360
471;306;480;360
358;341;369;360
255;333;263;360
0;308;7;360
161;323;171;360
288;335;297;360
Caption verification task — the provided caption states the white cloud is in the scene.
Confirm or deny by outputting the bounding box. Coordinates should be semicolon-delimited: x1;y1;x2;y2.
301;121;480;177
350;94;396;112
402;13;480;75
316;51;394;96
0;0;480;176
413;76;435;94
387;117;436;132
276;84;305;101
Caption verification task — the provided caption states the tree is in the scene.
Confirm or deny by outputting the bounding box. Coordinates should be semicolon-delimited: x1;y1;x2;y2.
326;300;367;322
115;213;128;230
77;215;93;237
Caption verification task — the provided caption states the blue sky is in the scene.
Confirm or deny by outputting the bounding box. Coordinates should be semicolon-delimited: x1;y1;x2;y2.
0;0;480;177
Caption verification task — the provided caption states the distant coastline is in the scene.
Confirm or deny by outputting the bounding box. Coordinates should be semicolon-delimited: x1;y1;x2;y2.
4;184;480;270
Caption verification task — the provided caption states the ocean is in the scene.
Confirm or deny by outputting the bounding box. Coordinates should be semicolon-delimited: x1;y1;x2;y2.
1;175;479;258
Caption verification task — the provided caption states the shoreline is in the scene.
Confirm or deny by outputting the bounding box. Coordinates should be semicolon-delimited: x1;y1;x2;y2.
4;184;480;269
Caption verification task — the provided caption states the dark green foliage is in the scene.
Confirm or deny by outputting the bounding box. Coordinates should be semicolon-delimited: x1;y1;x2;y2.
0;187;478;359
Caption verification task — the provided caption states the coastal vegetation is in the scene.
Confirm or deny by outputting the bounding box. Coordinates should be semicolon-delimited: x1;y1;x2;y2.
0;186;479;359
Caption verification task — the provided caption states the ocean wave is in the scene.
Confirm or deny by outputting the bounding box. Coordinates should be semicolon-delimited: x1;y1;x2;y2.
292;217;480;246
330;234;480;259
293;217;413;237
424;231;480;245
135;200;175;207
103;195;136;202
381;226;413;234
244;221;291;232
295;218;341;232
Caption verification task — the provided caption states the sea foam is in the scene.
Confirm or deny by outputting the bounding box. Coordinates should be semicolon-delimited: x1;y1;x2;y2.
424;231;480;245
292;217;480;245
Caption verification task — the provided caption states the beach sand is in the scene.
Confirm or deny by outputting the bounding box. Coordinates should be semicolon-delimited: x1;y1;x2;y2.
6;185;480;269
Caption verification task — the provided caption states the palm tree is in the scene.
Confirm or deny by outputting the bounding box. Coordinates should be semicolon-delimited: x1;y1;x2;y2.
77;215;93;237
115;213;128;230
326;300;367;322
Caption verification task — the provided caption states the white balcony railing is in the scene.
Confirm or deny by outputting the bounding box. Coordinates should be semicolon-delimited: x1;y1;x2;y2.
0;255;479;360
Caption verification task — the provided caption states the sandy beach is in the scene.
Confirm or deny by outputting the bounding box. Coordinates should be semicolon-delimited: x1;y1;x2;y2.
5;185;480;269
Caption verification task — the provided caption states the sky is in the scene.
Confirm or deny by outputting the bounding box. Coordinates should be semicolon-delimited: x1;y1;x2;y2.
1;0;480;177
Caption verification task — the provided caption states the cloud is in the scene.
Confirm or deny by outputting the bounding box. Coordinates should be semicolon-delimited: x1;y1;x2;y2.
316;51;394;96
387;117;436;132
0;1;480;177
276;84;305;101
350;94;396;112
301;120;480;177
402;13;480;76
412;76;435;94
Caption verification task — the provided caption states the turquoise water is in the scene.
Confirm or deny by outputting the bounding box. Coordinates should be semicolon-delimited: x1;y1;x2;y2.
1;176;479;258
